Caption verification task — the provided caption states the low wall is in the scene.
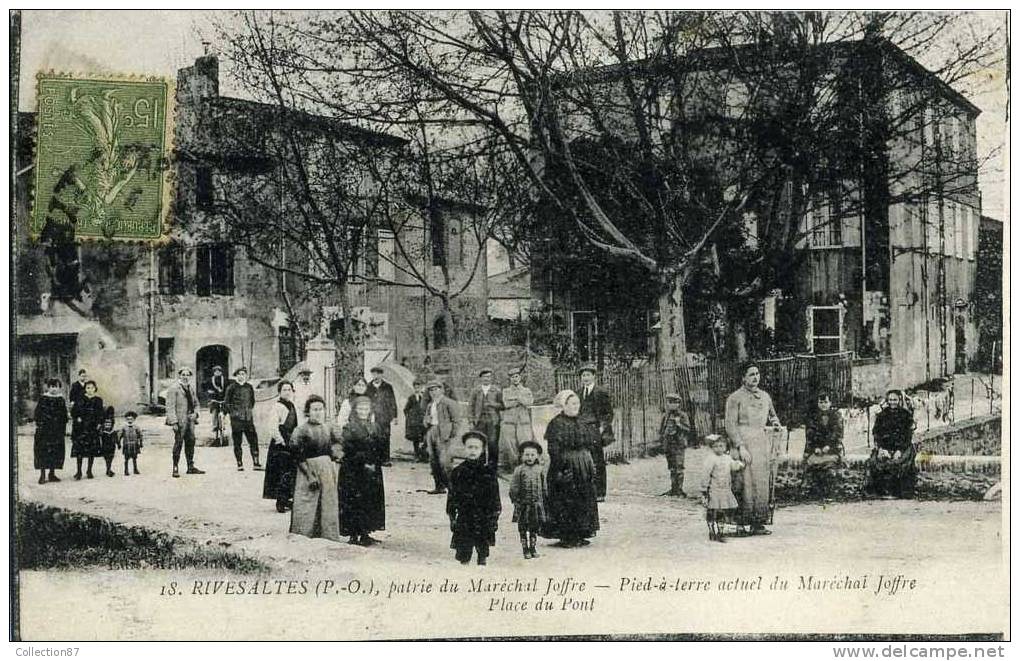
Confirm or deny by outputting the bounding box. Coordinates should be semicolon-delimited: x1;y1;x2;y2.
773;453;1000;503
917;414;1001;456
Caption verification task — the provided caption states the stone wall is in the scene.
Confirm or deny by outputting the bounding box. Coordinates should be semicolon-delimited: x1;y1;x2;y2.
772;453;999;503
917;414;1001;456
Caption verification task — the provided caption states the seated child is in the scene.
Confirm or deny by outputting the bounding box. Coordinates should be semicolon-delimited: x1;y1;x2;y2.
119;411;143;475
508;440;548;559
699;435;744;543
447;431;501;565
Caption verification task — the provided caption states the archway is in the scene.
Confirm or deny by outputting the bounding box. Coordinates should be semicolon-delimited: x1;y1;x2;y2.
432;315;448;349
196;344;230;404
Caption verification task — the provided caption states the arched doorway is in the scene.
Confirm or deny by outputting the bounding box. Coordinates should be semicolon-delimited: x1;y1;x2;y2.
196;345;230;404
432;315;448;349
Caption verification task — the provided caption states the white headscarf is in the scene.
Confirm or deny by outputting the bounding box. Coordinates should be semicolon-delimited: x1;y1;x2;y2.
553;389;578;411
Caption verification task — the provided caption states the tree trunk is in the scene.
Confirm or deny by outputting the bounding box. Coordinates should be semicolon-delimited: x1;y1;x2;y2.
656;273;687;365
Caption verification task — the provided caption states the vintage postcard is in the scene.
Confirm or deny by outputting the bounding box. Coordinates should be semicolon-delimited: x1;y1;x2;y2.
9;9;1009;642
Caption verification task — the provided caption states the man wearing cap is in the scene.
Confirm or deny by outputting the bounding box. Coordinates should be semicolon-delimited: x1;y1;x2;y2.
165;367;205;478
205;365;227;446
366;365;398;466
499;367;534;472
423;380;460;494
469;369;503;471
659;393;693;497
578;363;614;501
225;367;261;471
403;377;428;462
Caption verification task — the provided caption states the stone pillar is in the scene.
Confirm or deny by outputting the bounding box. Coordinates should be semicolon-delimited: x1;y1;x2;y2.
304;334;336;418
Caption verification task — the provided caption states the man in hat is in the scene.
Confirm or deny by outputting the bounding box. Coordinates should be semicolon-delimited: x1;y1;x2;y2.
292;366;315;423
423;380;460;494
205;365;227;446
469;368;503;471
659;393;693;497
225;367;261;471
366;365;398;466
403;377;428;462
578;363;613;501
165;367;205;478
499;367;534;473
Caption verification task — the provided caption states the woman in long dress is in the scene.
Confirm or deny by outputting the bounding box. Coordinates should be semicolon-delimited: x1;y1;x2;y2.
541;390;600;547
34;378;68;484
70;380;104;480
263;380;300;513
339;395;386;546
287;395;342;542
867;389;918;498
724;362;781;535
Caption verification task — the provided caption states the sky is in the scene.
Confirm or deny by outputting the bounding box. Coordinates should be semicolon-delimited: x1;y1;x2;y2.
14;9;1010;219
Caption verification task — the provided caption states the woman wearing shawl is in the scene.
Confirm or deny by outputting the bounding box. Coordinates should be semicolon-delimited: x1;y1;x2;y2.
724;362;782;534
541;389;600;547
287;395;342;541
339;395;387;545
263;380;300;513
867;390;918;498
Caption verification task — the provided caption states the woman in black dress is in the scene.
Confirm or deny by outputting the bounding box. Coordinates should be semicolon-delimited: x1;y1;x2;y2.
541;389;600;547
70;380;104;480
34;378;68;484
263;380;300;513
339;395;386;546
867;390;918;498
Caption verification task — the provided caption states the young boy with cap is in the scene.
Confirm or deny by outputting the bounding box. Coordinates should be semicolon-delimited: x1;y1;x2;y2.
659;393;693;497
447;431;502;565
403;377;428;462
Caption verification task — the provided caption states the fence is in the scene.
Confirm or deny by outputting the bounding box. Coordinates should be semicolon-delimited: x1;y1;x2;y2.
554;353;853;461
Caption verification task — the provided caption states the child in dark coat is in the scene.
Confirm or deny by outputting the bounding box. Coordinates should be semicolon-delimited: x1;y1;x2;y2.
119;411;144;475
100;406;118;477
508;440;547;559
447;431;502;565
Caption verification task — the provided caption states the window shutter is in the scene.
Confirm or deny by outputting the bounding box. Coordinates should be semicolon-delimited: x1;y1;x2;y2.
196;245;211;297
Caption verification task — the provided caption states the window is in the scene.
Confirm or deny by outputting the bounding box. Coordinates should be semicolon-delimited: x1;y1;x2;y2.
196;166;214;210
278;326;302;375
157;337;175;379
377;229;395;281
196;243;234;296
724;80;750;118
158;245;185;295
808;306;843;354
429;209;446;267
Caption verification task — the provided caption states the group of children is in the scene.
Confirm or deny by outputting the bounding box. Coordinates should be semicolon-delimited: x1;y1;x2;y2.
446;431;547;564
32;375;144;485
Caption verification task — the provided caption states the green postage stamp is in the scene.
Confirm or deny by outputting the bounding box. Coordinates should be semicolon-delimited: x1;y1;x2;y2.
31;74;173;241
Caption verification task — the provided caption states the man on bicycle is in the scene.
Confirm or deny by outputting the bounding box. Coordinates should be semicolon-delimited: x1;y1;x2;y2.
206;365;227;446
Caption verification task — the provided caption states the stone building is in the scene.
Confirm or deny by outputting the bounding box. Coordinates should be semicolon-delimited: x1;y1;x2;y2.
15;55;488;415
528;37;984;387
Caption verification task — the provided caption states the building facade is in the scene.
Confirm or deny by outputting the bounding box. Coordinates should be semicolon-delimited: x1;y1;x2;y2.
15;55;488;415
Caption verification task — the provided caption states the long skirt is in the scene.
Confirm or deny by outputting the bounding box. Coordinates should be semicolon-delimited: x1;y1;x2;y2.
339;464;386;536
70;429;101;458
867;445;918;498
735;426;778;527
34;430;65;470
541;449;599;540
290;456;340;541
498;420;533;473
262;441;295;501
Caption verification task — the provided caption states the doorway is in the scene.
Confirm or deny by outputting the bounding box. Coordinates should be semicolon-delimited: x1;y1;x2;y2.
196;345;230;404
